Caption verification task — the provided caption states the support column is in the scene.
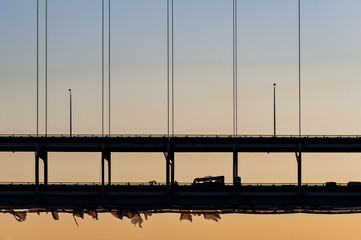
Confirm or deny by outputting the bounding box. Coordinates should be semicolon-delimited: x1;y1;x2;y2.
101;151;111;190
295;151;302;200
103;151;111;185
35;152;39;193
164;152;170;187
101;154;105;188
42;152;48;185
35;151;48;187
169;151;175;185
233;151;240;186
108;155;111;185
164;151;174;187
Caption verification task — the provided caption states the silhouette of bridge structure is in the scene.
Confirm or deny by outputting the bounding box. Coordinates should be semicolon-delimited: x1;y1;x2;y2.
0;134;360;215
2;0;361;218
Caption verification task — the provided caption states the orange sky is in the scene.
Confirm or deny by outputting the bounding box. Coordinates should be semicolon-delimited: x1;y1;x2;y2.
0;212;360;240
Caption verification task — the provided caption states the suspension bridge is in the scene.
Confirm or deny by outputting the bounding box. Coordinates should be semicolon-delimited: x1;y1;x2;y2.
2;0;361;220
0;134;361;216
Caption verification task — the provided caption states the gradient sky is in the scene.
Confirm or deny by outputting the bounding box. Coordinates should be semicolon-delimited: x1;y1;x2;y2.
1;0;361;239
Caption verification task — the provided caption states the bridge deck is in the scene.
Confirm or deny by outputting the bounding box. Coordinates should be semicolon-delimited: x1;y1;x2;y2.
1;135;361;152
0;184;361;212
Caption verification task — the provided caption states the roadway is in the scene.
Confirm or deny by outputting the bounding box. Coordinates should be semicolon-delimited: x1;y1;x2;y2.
0;183;361;213
1;134;361;152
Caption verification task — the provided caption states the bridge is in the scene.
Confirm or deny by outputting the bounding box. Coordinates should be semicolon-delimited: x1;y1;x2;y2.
2;0;361;222
4;134;361;188
0;134;360;218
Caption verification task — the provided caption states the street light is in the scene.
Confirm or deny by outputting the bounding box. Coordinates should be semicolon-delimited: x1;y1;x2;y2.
273;83;276;137
68;89;72;137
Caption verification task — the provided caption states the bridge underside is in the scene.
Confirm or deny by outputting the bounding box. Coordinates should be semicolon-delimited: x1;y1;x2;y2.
2;184;361;215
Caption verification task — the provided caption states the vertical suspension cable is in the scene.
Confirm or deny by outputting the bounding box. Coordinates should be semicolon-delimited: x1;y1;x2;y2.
233;0;235;137
297;0;302;196
45;0;48;136
234;0;238;136
171;0;174;137
102;0;104;137
167;0;170;138
108;0;111;136
298;0;301;137
233;0;238;137
36;0;39;138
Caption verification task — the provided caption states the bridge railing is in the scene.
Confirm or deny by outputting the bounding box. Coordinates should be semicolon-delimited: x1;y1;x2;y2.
0;182;352;187
0;134;361;139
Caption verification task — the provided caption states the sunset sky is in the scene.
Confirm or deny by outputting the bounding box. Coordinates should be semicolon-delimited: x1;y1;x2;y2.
1;0;361;239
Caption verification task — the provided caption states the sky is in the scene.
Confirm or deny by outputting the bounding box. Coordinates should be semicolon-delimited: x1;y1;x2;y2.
1;0;361;239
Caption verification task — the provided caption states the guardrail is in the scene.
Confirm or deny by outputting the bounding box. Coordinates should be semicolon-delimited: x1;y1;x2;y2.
0;182;354;187
0;134;361;138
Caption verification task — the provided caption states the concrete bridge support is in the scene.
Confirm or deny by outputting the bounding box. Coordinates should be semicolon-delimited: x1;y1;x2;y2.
295;151;302;200
165;151;175;187
35;151;48;185
101;151;111;189
233;151;240;186
35;150;48;195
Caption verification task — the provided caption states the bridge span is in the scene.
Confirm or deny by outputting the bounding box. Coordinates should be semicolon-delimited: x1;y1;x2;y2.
1;134;361;187
1;135;361;217
2;134;361;152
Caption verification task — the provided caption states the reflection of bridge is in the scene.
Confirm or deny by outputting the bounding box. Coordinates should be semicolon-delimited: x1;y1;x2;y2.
1;135;361;215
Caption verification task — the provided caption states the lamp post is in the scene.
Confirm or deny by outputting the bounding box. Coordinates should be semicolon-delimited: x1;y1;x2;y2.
68;89;72;137
273;83;276;137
